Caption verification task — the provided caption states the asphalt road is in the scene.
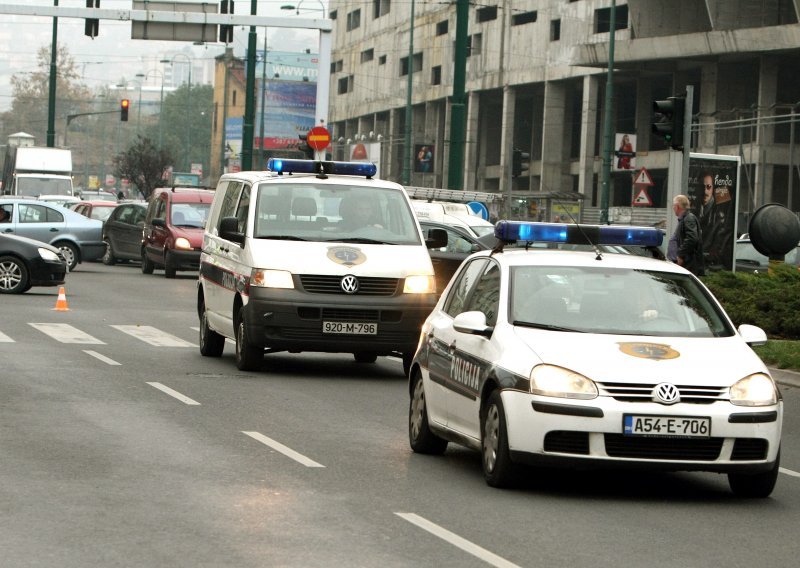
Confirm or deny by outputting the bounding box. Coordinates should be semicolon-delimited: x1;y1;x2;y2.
1;262;799;568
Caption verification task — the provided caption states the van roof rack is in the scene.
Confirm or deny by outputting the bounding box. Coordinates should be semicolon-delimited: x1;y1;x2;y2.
404;186;505;203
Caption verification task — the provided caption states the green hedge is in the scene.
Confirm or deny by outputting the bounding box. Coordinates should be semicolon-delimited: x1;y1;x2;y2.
701;264;800;340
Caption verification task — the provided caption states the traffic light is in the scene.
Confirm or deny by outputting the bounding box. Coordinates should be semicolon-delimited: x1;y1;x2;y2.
298;134;314;159
219;0;234;43
120;99;129;122
85;0;99;39
652;95;686;150
512;148;530;178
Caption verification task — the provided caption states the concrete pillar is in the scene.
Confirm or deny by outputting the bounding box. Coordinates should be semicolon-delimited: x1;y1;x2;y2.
578;75;599;197
501;86;516;215
698;63;719;152
463;91;480;190
757;56;778;204
387;108;401;182
541;81;568;193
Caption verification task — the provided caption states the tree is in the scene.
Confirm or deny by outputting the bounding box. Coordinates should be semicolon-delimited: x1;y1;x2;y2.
113;136;173;200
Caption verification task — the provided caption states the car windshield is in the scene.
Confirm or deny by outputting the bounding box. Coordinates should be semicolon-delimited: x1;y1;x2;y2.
172;202;209;228
510;265;734;337
253;183;421;245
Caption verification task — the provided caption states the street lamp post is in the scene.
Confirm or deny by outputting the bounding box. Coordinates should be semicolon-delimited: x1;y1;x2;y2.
280;1;326;16
162;53;193;172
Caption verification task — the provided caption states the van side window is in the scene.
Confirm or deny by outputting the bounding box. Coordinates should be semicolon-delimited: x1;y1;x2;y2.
236;184;251;233
216;181;243;235
154;197;166;221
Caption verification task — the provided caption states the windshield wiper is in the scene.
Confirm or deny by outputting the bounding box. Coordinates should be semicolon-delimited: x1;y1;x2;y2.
256;235;308;241
332;237;396;245
513;321;584;332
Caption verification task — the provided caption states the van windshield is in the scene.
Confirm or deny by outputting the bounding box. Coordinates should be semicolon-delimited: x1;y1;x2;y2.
16;177;73;197
253;182;422;245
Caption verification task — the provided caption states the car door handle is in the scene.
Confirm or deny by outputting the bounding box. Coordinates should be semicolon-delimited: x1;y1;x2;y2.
449;341;457;353
50;228;58;232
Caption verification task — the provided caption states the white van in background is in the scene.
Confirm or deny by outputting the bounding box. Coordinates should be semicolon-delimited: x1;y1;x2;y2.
410;200;495;238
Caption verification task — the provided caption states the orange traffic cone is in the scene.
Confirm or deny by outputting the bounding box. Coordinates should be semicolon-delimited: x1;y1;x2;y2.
53;286;70;311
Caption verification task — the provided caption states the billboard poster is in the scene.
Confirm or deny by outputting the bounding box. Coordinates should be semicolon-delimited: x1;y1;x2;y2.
414;144;434;173
225;118;243;173
688;153;741;271
613;133;636;171
254;50;319;82
256;80;317;150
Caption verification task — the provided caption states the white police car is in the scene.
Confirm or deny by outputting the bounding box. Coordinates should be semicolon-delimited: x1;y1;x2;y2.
408;221;783;497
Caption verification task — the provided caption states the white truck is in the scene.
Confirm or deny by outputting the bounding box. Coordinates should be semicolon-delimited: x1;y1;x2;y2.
2;140;74;198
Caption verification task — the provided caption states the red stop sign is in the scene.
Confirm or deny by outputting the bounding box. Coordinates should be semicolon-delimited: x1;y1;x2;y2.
306;126;331;151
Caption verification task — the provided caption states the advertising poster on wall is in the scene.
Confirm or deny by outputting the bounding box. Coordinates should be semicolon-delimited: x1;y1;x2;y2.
414;144;434;173
613;133;637;171
224;117;243;173
688;153;741;271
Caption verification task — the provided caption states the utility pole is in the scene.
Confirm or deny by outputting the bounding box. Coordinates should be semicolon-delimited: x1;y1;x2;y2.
258;30;268;169
402;0;415;185
599;0;616;224
46;0;58;147
242;0;258;171
446;0;469;190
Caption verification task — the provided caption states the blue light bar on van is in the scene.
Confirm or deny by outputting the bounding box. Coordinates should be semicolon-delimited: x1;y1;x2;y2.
267;158;378;178
494;221;664;247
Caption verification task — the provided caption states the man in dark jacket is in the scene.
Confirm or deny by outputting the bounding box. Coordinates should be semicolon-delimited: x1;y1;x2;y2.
668;194;705;276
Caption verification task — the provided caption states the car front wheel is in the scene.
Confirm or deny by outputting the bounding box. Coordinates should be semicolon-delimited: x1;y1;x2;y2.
56;241;79;271
409;371;448;455
164;251;177;278
141;249;155;274
0;255;28;294
728;449;780;498
482;390;517;488
235;308;263;371
102;240;116;265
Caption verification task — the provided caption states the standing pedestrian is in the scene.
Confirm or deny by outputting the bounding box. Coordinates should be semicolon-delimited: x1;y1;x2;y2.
668;194;705;276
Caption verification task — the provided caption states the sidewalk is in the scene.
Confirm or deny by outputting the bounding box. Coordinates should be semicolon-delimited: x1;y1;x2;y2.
770;367;800;389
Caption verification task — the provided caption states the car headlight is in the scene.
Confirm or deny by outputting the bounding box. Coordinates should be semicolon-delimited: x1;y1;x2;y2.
729;373;777;406
251;269;294;289
38;247;60;262
530;364;598;400
174;237;192;250
403;274;436;294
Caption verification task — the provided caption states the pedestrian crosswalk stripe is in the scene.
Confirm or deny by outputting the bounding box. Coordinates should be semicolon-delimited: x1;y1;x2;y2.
29;323;105;344
110;325;194;347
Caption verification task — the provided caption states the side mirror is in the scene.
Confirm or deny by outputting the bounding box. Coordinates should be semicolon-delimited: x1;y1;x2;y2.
425;227;448;249
220;216;245;246
452;310;493;338
738;324;768;346
151;217;165;227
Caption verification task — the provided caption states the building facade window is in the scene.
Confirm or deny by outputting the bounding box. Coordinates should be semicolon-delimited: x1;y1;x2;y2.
436;20;448;35
337;75;353;94
330;59;343;73
550;19;561;41
378;54;386;65
463;33;482;57
361;48;374;63
373;0;391;19
400;52;423;76
595;5;629;33
347;9;361;31
329;9;337;20
431;65;442;85
512;11;537;26
476;5;497;23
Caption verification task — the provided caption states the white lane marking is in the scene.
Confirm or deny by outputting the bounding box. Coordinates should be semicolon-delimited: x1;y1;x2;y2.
0;331;14;342
83;350;121;365
395;513;522;568
29;323;105;344
111;325;194;347
242;431;325;468
190;326;235;344
147;382;201;405
780;467;800;478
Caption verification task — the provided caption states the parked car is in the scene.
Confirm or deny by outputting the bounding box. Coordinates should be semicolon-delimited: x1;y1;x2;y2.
76;189;118;202
142;186;214;278
102;201;148;265
0;233;67;294
0;198;104;271
72;200;118;224
735;238;800;273
420;220;489;294
37;194;82;208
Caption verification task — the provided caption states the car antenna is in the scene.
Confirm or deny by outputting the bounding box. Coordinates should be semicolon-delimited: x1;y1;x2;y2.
552;195;603;260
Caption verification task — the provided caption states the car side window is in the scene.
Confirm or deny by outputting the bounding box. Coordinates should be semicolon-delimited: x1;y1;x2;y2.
154;197;166;221
216;181;243;235
19;204;61;223
443;258;489;317
45;206;64;223
462;260;501;326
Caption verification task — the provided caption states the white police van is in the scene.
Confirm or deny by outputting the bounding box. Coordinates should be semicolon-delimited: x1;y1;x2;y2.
198;159;447;372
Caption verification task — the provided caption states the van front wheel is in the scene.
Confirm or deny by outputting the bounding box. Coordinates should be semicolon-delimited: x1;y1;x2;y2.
235;309;263;371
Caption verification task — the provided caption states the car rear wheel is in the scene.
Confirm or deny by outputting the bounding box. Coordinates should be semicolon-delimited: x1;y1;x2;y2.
482;390;517;488
141;249;155;274
409;371;448;455
164;251;177;278
102;240;116;265
199;301;225;357
0;255;28;294
56;241;79;271
402;352;413;377
728;449;780;498
235;308;263;371
353;352;378;363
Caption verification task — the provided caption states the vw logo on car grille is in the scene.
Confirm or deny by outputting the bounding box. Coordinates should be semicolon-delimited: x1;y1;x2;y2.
340;274;359;294
652;382;680;405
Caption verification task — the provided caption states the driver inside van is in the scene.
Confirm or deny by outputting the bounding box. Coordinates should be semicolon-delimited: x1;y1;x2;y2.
339;196;383;230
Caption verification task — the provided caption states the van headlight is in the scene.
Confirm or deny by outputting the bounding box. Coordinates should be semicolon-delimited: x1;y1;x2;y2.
729;373;777;406
403;274;436;294
38;248;60;262
530;364;598;400
251;269;294;289
174;237;192;250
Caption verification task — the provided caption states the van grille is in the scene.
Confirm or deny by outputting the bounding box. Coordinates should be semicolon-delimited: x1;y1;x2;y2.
299;275;400;296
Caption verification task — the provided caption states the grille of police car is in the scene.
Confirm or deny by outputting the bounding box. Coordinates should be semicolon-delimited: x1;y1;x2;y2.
299;275;400;295
597;382;728;404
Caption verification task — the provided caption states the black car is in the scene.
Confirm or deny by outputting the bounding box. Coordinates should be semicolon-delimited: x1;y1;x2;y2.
102;201;148;265
0;233;67;294
420;220;489;294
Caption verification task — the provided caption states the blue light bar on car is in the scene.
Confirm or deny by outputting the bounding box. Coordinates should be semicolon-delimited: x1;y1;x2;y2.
494;221;664;247
266;158;378;178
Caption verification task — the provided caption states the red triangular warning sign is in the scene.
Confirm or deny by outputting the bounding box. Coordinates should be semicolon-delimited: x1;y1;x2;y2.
633;167;654;186
632;187;653;207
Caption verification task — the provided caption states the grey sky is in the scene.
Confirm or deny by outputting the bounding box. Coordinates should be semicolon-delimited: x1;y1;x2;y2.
0;0;326;111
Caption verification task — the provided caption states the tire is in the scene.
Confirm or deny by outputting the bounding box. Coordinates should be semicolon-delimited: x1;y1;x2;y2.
354;352;378;363
164;250;177;278
402;352;413;377
235;308;263;371
56;241;79;272
0;255;29;294
409;371;448;455
102;239;116;265
481;390;517;488
728;449;780;498
199;301;225;357
141;249;155;274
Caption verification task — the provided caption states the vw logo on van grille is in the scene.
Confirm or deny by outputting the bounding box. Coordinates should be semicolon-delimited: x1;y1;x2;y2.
340;274;359;294
652;382;680;405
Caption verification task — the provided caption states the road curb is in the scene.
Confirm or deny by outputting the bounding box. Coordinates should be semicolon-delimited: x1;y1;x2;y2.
769;367;800;389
